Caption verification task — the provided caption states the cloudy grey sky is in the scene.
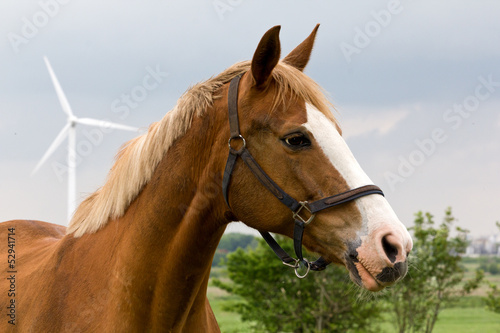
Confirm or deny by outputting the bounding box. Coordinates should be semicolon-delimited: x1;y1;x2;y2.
1;1;499;236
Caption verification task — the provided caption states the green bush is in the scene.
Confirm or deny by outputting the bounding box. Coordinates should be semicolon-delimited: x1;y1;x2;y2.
385;208;483;333
213;237;384;333
212;233;258;267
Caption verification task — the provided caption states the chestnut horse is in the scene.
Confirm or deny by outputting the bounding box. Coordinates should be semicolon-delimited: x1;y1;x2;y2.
1;25;412;332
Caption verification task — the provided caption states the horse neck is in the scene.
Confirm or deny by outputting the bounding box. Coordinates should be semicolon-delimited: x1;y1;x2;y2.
100;102;229;329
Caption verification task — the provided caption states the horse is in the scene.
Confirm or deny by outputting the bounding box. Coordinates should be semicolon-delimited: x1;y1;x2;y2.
1;25;412;332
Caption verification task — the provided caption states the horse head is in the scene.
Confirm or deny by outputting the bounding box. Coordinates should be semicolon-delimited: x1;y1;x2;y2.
221;25;412;291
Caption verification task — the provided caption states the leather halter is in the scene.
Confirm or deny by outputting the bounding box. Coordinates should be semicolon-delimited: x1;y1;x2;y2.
222;75;384;278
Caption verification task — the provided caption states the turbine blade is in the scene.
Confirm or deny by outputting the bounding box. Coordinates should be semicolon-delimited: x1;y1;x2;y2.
76;118;139;132
44;56;75;118
31;123;71;176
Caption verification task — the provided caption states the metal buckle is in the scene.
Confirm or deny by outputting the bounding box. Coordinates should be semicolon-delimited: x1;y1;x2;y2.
228;135;246;154
293;201;315;225
282;259;299;269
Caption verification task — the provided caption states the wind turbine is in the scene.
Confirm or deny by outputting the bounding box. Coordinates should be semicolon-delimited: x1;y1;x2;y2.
32;57;139;222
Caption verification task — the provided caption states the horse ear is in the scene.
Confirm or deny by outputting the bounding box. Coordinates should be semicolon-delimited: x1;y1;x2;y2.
250;25;281;88
283;24;320;71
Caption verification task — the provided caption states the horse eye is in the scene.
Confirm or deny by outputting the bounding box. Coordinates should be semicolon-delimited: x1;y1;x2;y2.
283;134;311;148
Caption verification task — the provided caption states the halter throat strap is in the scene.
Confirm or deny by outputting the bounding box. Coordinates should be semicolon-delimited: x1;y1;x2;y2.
222;75;384;277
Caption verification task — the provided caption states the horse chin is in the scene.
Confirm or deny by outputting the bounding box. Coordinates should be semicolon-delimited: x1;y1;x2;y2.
354;262;386;292
345;256;385;292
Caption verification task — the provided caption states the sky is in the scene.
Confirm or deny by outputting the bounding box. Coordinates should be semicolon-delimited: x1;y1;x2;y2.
1;1;499;237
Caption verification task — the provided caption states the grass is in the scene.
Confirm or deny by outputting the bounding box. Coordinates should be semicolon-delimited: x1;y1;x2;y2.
208;285;500;333
207;287;253;333
377;307;500;333
432;307;500;333
207;257;500;332
463;261;500;296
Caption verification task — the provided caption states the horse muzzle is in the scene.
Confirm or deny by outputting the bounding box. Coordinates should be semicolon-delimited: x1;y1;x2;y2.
344;231;410;291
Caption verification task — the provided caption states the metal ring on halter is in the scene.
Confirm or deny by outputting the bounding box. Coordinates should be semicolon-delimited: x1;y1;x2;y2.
228;135;246;154
295;259;311;279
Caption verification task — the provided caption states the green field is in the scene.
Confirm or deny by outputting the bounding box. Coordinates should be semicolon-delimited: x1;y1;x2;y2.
208;290;500;333
463;260;500;296
432;307;500;333
208;293;253;332
207;259;500;333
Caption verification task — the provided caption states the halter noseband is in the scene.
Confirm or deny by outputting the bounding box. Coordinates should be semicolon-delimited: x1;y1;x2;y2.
222;75;384;278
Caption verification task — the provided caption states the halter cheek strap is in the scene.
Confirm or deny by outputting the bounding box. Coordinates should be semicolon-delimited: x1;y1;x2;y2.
222;75;384;278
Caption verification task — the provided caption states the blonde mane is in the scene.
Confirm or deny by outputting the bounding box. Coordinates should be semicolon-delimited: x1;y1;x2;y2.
67;61;335;237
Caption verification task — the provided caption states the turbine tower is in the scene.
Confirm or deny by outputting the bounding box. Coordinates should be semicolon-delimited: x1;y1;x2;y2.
32;57;140;222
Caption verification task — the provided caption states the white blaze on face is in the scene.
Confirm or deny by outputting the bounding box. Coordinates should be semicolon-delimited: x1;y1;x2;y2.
303;104;411;243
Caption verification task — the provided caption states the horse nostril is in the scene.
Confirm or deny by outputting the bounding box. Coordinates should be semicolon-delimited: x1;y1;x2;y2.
382;235;398;264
